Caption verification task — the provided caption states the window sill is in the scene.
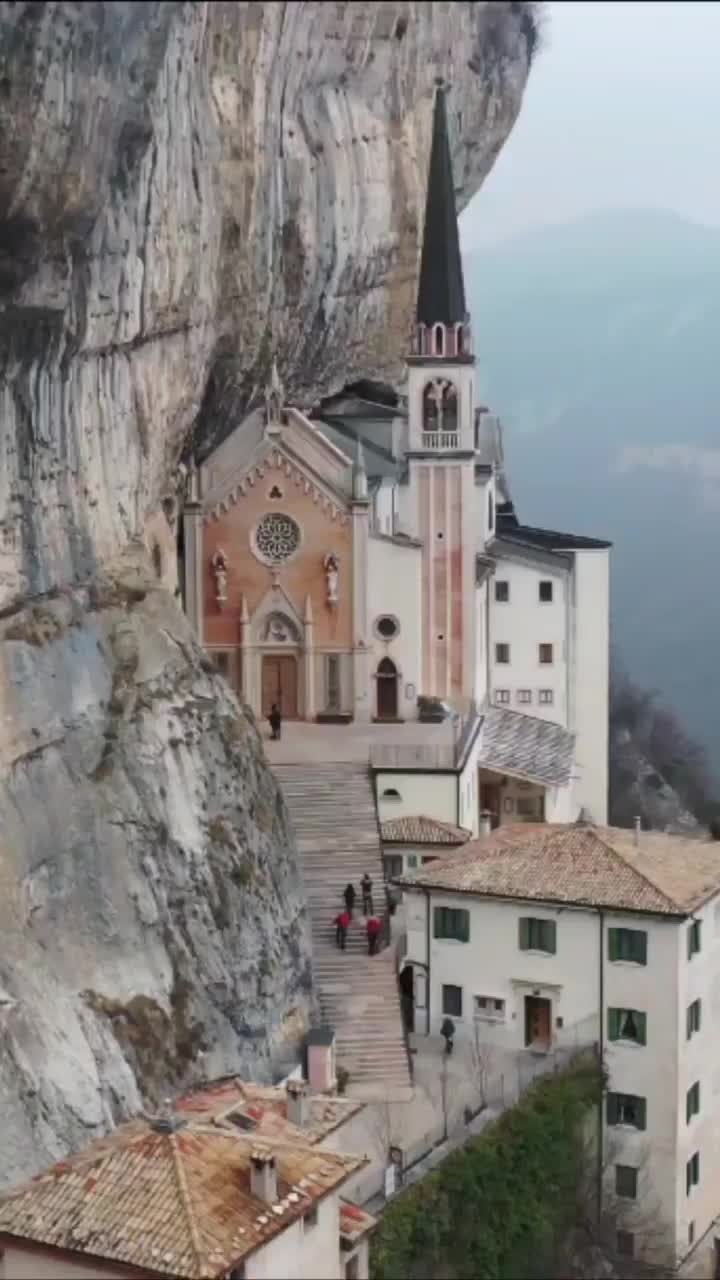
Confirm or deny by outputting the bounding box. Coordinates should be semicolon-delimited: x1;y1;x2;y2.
609;960;646;969
609;1038;645;1050
519;948;555;958
434;938;469;946
608;1123;644;1133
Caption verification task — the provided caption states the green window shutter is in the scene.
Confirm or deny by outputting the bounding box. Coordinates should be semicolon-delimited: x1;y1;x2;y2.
608;929;619;961
688;925;693;960
607;1093;618;1125
608;1008;620;1040
686;1089;692;1125
519;918;530;950
433;906;442;938
459;910;469;942
546;921;557;954
637;1097;647;1131
636;1012;647;1046
686;1005;692;1039
637;931;647;965
696;1082;701;1115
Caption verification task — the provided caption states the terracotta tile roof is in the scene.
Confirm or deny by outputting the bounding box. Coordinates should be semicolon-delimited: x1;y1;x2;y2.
380;815;471;846
477;706;575;788
340;1199;377;1246
176;1078;363;1144
395;824;720;916
0;1118;365;1279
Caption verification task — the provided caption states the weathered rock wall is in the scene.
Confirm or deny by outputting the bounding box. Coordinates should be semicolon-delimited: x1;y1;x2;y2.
0;0;535;1184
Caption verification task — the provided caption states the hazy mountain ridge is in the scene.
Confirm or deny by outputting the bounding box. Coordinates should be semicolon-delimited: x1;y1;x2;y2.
466;208;720;770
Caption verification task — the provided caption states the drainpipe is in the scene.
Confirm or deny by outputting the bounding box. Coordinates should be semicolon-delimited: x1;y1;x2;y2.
425;887;431;1037
597;908;605;1224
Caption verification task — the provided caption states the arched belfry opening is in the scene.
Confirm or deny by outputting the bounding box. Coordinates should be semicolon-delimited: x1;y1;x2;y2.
376;657;399;720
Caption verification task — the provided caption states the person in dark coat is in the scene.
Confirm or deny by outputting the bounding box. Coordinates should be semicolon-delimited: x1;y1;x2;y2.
366;915;382;956
343;883;356;918
440;1016;456;1055
335;910;350;950
268;703;282;740
361;871;373;916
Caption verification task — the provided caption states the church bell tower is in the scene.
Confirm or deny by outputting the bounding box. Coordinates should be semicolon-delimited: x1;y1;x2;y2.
406;85;478;705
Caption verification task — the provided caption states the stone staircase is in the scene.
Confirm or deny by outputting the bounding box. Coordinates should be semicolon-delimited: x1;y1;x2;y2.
273;762;412;1101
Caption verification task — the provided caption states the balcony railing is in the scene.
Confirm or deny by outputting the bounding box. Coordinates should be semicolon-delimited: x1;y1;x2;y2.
421;431;459;450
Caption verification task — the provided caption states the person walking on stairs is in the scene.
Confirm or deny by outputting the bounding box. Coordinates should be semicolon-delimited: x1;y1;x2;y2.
366;915;381;956
343;882;356;918
268;703;282;740
361;871;374;916
335;910;350;950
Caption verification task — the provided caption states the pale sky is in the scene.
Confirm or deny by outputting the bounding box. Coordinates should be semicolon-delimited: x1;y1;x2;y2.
461;0;720;250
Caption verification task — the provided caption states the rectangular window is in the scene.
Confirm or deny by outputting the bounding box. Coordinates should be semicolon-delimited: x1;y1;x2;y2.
608;927;647;965
494;688;511;705
615;1165;638;1200
687;919;702;959
519;917;556;954
433;906;470;943
606;1092;647;1130
686;1081;701;1123
517;689;532;704
325;654;341;712
474;995;505;1020
608;1007;647;1046
442;984;463;1017
616;1232;634;1259
385;854;403;880
495;643;510;664
303;1205;319;1229
686;1152;700;1195
687;999;702;1039
539;643;554;664
406;854;419;870
539;580;553;603
538;689;554;705
517;796;541;818
495;580;510;602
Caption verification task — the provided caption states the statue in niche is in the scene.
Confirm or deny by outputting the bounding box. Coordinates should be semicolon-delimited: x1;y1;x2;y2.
264;359;284;427
324;552;340;606
211;548;229;607
263;613;299;644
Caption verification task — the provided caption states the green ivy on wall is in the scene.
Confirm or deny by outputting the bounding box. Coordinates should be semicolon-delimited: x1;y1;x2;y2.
370;1057;603;1280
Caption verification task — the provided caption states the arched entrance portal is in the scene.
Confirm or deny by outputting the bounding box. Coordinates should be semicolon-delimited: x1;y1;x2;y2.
376;657;399;720
259;612;300;720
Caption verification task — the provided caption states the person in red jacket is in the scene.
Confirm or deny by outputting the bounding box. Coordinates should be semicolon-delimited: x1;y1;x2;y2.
366;915;382;956
335;910;350;950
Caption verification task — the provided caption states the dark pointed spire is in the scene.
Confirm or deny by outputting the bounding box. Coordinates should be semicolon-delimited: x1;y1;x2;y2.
416;84;467;328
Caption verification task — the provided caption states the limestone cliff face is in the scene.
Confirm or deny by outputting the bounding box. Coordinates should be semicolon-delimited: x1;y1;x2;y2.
0;0;534;1183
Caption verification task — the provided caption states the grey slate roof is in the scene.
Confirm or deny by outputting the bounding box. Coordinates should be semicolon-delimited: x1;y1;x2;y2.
497;510;612;551
416;87;467;327
477;706;575;788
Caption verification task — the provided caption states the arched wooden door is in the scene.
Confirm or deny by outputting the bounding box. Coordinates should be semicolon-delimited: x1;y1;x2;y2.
376;658;399;720
261;654;298;720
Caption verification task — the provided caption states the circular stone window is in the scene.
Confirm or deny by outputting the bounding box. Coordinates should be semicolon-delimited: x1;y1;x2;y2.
253;513;301;565
375;615;400;641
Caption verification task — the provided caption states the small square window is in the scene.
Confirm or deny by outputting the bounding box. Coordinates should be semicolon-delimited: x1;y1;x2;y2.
539;580;553;603
303;1205;319;1230
495;643;510;664
495;580;509;603
442;984;463;1017
517;689;532;704
494;689;510;705
615;1165;638;1200
539;643;554;665
474;994;505;1020
617;1231;634;1258
538;689;554;705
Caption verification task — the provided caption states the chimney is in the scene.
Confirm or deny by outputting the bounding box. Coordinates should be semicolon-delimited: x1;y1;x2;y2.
633;816;641;847
250;1145;278;1204
286;1079;308;1127
479;810;493;839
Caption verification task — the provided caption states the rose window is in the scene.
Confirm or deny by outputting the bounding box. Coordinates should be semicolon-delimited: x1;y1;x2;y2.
253;513;301;565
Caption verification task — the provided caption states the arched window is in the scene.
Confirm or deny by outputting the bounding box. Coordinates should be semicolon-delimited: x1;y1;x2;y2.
455;323;464;356
423;383;439;432
376;657;399;720
442;382;458;433
382;787;402;801
433;323;445;356
417;323;427;356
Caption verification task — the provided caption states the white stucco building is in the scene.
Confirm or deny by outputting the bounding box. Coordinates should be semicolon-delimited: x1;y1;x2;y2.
397;822;720;1274
180;86;611;829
